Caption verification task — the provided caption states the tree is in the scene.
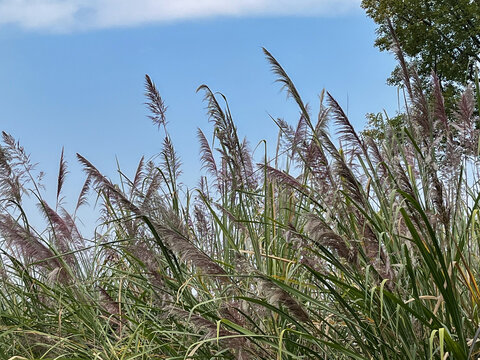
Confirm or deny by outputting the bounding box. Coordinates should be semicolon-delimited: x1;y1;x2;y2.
360;0;480;151
362;0;480;88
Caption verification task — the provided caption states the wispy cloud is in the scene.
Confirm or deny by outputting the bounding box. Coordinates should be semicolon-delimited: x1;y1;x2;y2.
0;0;361;31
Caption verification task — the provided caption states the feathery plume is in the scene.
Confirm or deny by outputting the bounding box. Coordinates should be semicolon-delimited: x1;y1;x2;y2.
393;161;416;200
38;200;76;267
363;224;394;284
56;147;68;207
411;69;431;137
428;168;450;227
333;154;365;207
453;86;478;155
0;145;19;203
263;48;311;127
0;132;37;203
304;140;328;174
292;109;309;156
161;135;182;179
60;209;84;247
327;92;365;156
197;84;227;131
97;286;120;315
193;204;213;242
386;18;413;99
197;128;218;178
276;118;296;154
239;137;257;189
75;174;92;213
0;214;66;281
432;73;448;132
145;74;167;128
261;164;304;190
258;277;310;322
140;168;163;212
304;214;357;263
167;307;245;348
234;253;309;322
455;86;475;123
131;156;145;196
365;136;389;182
153;223;229;281
386;23;431;137
76;153;141;215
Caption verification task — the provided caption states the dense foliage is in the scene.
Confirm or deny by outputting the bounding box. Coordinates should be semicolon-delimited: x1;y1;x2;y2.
1;48;480;359
361;0;480;153
362;0;480;87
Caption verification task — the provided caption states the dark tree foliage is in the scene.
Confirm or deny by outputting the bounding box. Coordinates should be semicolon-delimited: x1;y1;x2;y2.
361;0;480;144
362;0;480;86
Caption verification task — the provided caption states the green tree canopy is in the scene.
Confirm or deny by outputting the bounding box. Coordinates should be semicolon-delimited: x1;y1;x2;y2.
362;0;480;87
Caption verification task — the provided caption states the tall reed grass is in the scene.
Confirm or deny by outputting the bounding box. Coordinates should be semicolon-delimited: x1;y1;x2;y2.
1;47;480;359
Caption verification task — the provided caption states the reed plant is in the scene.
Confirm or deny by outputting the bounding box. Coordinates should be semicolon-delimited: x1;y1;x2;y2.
1;46;480;359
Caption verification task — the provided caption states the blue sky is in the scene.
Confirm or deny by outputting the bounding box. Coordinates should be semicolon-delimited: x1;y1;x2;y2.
0;0;399;228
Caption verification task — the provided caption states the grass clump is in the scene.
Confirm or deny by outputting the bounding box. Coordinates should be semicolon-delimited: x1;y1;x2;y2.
1;47;480;359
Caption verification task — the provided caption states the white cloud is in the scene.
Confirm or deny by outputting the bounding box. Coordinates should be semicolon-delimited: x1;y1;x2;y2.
0;0;361;31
